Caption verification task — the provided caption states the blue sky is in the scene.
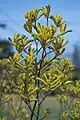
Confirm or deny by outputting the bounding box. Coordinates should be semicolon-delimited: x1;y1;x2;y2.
0;0;80;54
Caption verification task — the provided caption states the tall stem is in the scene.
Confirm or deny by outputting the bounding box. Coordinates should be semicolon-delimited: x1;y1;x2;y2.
30;100;37;120
30;41;38;120
36;47;45;120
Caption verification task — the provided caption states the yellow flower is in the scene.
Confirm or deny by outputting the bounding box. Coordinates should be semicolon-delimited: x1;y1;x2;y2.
36;23;56;46
24;20;34;33
13;53;20;61
60;24;67;32
27;50;33;62
50;14;62;27
42;5;51;17
25;9;40;20
31;9;39;19
55;14;62;25
12;40;16;46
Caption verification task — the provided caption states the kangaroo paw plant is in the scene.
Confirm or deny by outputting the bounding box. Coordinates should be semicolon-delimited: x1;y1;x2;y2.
5;5;73;120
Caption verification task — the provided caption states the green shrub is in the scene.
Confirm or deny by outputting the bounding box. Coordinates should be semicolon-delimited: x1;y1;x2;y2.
0;5;77;120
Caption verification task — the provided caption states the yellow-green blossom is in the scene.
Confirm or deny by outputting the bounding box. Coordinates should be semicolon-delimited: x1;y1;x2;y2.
25;9;40;20
35;23;57;46
24;20;34;33
50;14;62;27
60;24;67;32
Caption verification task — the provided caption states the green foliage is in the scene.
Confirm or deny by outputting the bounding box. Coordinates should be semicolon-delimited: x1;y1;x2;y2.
0;5;74;120
57;81;80;120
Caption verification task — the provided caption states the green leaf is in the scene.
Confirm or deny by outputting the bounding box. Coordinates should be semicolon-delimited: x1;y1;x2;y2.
28;87;38;95
64;81;73;85
57;30;72;37
36;77;48;86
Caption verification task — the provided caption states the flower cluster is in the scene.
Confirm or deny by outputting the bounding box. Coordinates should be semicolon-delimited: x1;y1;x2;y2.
34;24;57;46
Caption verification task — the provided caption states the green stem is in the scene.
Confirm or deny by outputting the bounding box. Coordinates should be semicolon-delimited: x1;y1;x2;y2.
40;90;51;105
36;101;40;120
25;101;37;117
42;50;53;60
40;115;46;120
29;21;38;120
38;47;45;77
30;40;39;120
42;55;56;69
47;16;48;26
30;100;37;120
36;47;45;120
